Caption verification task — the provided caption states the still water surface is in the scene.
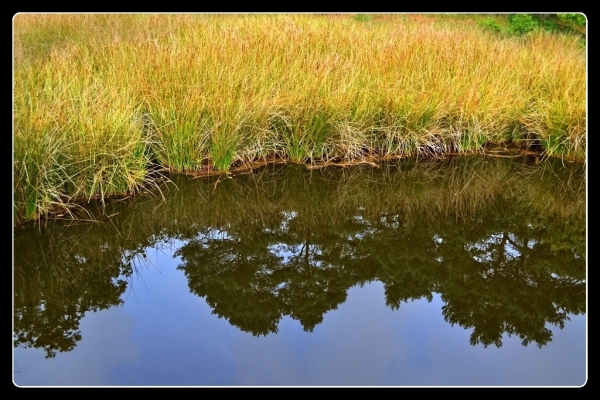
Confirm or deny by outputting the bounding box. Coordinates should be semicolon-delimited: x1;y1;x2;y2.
13;156;586;386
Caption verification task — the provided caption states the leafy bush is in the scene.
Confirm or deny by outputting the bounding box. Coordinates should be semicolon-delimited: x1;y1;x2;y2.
479;14;585;39
557;13;586;26
478;17;503;34
508;14;539;35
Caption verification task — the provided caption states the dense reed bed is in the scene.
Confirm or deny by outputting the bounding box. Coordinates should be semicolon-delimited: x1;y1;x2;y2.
13;14;586;223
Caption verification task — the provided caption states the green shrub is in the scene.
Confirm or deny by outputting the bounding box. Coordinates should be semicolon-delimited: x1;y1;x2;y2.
557;13;586;26
478;17;504;34
508;14;539;35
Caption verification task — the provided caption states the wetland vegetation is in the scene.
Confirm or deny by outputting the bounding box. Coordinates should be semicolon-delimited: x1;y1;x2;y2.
13;14;586;224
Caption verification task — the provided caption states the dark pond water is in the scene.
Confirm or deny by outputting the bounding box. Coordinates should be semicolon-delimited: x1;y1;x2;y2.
13;156;587;386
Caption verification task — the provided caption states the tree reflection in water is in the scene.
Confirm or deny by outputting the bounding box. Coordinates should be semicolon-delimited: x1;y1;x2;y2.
14;156;586;356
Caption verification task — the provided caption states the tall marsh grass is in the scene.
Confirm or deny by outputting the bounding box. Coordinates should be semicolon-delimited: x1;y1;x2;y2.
13;14;586;223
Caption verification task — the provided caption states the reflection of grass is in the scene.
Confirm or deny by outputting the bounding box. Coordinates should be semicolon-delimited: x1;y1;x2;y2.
13;14;586;222
43;157;581;240
517;159;586;222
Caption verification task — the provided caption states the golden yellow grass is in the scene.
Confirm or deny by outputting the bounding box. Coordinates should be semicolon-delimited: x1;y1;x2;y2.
13;14;586;223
